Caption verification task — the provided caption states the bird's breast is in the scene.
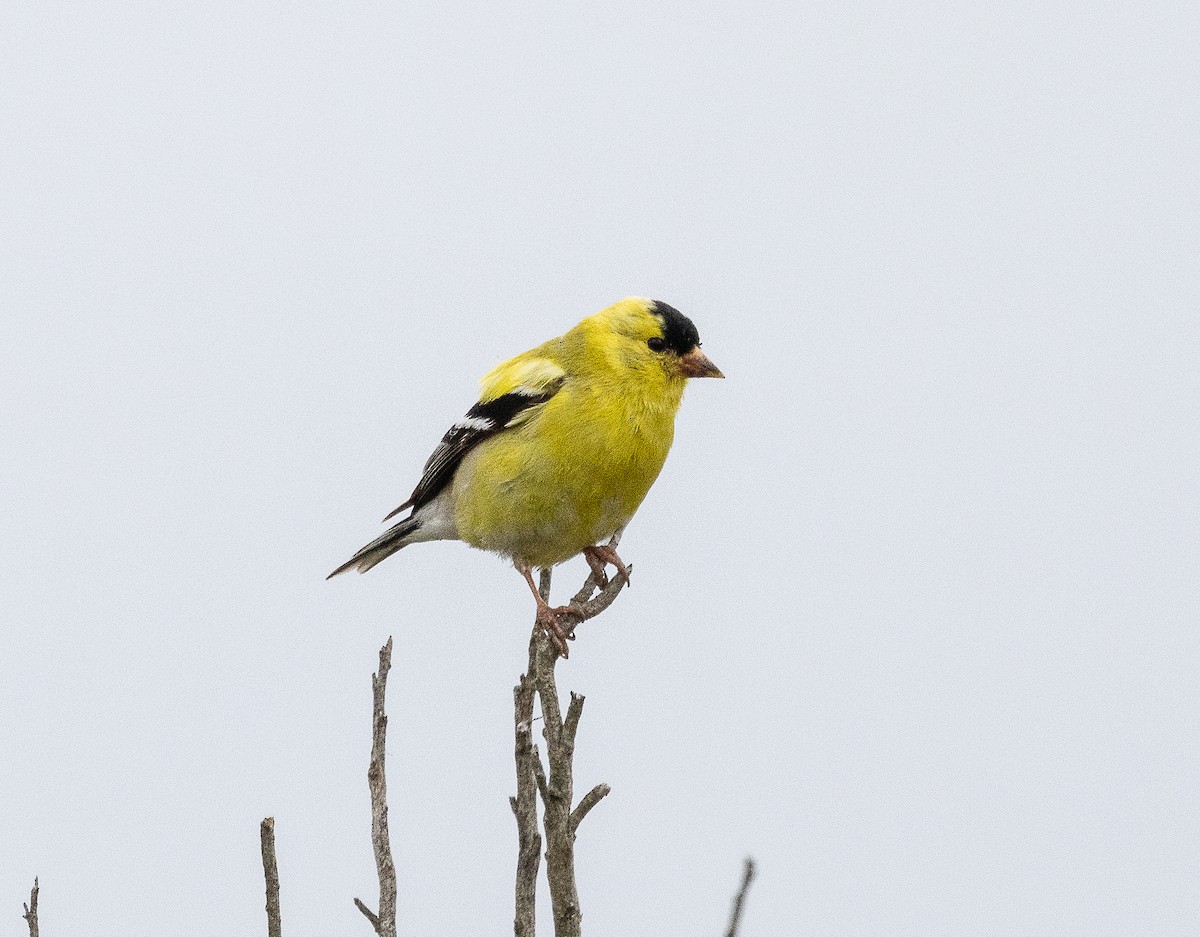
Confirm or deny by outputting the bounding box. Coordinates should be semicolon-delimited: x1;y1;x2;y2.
451;380;681;566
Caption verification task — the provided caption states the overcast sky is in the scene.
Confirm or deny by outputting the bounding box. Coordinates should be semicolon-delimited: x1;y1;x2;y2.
2;2;1197;935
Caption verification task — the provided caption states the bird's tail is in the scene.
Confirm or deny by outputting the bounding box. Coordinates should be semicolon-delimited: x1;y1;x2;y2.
327;515;422;578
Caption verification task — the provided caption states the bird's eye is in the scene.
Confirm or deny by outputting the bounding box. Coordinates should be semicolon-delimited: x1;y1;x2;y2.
647;337;667;352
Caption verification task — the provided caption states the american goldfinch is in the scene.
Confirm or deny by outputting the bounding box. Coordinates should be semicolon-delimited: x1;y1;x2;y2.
329;296;723;654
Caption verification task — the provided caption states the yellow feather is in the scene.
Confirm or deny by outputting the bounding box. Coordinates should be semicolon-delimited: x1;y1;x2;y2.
478;355;566;402
452;297;687;567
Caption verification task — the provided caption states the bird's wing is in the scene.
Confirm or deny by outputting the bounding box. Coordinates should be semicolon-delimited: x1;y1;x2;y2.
384;355;567;519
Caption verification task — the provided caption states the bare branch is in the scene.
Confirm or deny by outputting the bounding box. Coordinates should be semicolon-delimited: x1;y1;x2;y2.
569;784;611;836
534;629;583;937
723;857;757;937
537;645;565;748
513;670;542;937
353;898;380;929
558;572;627;632
512;549;621;936
530;564;616;937
532;745;550;803
561;692;584;750
260;818;282;937
354;638;397;937
21;878;38;937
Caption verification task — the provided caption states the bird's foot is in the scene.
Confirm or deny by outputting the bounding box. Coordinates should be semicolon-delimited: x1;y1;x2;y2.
583;544;632;589
583;549;610;589
535;603;575;658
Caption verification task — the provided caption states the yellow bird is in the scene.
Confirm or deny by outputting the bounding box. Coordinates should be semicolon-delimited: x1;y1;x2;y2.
329;297;723;654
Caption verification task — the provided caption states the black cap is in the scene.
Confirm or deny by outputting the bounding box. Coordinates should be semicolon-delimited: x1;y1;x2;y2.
649;300;701;355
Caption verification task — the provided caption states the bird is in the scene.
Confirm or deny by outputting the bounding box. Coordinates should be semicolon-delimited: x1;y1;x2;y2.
328;296;723;655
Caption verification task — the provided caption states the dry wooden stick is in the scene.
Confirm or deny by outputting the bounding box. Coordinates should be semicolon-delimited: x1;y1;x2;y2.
533;565;616;937
354;637;398;937
569;783;611;837
723;857;757;937
511;535;626;934
532;618;582;937
260;818;282;937
21;878;38;937
512;646;543;937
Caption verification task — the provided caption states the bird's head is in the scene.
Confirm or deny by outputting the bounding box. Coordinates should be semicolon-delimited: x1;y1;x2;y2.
592;297;724;381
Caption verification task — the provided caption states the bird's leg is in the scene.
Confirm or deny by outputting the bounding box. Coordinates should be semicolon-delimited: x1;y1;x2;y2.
519;565;572;658
583;543;632;588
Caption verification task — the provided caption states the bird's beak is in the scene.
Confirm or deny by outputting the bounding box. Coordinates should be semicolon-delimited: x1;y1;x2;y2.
678;346;724;378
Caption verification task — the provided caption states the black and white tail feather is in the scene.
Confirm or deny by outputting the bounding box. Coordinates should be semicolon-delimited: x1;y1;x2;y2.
327;374;563;579
327;515;423;577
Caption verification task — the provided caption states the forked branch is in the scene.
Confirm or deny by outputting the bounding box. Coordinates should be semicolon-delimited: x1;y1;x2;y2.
22;878;38;937
511;550;623;937
354;638;398;937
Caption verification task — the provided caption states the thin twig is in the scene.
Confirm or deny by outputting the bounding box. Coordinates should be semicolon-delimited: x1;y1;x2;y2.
723;857;757;937
532;605;582;937
561;692;584;749
353;898;380;930
21;878;38;937
568;784;611;836
260;818;282;937
354;638;398;937
558;573;627;632
513;667;542;937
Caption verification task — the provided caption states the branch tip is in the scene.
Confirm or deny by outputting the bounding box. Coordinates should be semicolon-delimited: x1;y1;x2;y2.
723;856;757;937
260;816;282;937
360;638;397;937
353;897;381;929
569;783;611;834
22;878;39;937
562;693;585;747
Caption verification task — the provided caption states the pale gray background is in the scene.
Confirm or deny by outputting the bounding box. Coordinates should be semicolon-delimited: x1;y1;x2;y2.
2;2;1197;935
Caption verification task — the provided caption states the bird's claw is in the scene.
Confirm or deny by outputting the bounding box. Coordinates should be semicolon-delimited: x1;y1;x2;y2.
583;551;610;590
583;545;632;591
536;605;575;658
